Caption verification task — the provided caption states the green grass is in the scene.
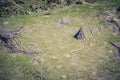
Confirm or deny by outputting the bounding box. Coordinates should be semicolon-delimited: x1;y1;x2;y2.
0;2;120;80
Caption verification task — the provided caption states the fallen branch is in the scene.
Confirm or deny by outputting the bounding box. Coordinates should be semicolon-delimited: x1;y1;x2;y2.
108;41;120;58
0;26;37;56
106;67;120;73
108;41;120;49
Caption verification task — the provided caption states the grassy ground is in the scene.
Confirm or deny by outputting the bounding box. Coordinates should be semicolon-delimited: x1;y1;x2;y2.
0;1;120;80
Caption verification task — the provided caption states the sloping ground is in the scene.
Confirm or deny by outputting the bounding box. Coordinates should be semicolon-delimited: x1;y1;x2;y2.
0;0;120;17
0;0;49;17
0;1;120;80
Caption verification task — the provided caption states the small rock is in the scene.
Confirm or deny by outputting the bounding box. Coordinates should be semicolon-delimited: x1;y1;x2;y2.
56;65;62;69
60;75;67;79
91;71;97;76
63;54;71;58
3;21;9;26
60;17;71;24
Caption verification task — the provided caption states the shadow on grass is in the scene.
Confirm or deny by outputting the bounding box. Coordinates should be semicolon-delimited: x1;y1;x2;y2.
96;54;120;80
0;52;47;80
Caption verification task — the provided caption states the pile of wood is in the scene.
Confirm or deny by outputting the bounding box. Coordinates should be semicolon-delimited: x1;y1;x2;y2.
104;7;120;35
104;7;120;58
0;26;36;56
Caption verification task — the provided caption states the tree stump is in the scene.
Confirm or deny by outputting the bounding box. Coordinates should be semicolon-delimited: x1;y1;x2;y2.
74;28;85;40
